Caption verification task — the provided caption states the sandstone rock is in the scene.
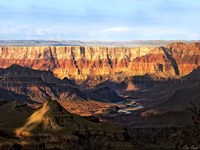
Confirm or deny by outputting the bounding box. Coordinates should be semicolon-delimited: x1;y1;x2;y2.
0;43;200;82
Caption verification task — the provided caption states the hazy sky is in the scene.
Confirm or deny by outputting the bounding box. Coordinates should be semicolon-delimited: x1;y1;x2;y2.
0;0;199;40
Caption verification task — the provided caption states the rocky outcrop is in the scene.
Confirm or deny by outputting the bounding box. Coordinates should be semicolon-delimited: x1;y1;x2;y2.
123;42;200;78
0;65;125;103
0;100;133;149
165;42;200;76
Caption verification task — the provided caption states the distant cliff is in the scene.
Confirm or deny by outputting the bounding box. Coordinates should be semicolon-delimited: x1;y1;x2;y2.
0;43;200;80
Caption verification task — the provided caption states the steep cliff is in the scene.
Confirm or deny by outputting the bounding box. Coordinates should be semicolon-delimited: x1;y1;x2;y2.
0;46;154;80
165;42;200;76
0;43;199;81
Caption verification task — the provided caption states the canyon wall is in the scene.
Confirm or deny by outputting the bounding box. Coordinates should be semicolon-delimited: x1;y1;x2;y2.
0;42;200;80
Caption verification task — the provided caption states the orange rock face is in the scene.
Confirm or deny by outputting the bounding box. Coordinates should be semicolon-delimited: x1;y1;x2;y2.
0;43;200;80
166;42;200;76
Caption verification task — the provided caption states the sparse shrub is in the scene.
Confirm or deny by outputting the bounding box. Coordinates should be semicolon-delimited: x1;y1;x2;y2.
177;102;200;149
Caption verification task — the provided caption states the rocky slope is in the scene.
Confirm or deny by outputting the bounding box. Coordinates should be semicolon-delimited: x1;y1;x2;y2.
0;99;133;149
0;65;124;105
0;43;200;82
122;67;200;148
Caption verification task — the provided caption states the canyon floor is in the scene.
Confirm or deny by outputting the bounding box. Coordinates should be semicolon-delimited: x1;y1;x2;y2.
0;41;200;149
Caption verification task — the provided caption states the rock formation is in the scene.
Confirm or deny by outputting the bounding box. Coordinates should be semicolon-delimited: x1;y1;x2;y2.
0;43;199;81
1;42;200;149
0;99;133;149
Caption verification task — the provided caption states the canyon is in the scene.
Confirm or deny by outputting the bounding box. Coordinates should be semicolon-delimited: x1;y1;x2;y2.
0;42;199;82
1;42;200;149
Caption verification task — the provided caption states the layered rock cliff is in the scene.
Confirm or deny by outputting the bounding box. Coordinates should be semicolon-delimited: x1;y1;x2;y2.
0;43;199;81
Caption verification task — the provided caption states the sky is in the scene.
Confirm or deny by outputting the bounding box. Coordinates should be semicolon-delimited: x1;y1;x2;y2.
0;0;199;40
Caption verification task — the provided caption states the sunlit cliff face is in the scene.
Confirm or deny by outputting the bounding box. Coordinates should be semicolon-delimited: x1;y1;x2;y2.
1;43;200;81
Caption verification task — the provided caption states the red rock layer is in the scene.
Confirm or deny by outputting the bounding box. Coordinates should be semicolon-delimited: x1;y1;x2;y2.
166;42;200;76
0;43;199;80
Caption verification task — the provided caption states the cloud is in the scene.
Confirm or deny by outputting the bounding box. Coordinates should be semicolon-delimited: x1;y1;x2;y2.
104;27;132;32
103;26;188;34
89;26;199;40
0;26;49;36
0;24;199;40
188;33;200;39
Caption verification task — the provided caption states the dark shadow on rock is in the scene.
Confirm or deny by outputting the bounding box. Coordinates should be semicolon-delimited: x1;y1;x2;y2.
161;47;180;76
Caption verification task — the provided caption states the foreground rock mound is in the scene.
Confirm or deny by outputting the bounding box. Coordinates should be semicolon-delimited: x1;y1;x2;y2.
0;100;133;149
